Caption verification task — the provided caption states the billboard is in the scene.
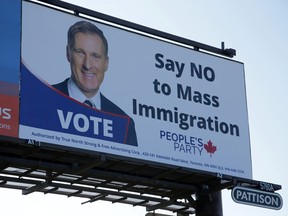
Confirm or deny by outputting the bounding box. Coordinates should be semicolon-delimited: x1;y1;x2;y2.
19;1;252;178
0;0;21;138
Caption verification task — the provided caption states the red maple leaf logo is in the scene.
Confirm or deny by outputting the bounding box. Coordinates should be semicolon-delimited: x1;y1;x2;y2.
204;140;217;157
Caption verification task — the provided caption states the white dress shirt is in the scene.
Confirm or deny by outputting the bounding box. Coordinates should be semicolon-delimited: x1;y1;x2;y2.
67;77;101;109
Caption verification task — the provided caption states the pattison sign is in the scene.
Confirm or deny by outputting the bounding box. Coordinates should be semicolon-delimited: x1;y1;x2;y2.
232;186;283;210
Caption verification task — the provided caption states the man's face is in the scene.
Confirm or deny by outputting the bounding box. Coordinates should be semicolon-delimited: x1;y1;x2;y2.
67;32;109;98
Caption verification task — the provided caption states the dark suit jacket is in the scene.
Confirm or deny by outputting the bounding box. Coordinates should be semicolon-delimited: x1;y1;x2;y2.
53;78;138;146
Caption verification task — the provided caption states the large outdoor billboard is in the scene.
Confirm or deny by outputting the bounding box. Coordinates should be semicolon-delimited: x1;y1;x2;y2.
0;0;21;138
19;1;252;178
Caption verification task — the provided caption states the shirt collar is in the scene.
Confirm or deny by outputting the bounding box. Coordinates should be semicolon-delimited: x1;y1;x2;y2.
67;77;101;109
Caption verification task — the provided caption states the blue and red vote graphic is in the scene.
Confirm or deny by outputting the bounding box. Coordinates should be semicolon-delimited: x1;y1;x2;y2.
20;63;130;144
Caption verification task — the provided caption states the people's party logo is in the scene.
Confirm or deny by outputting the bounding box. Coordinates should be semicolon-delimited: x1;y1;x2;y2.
204;140;217;157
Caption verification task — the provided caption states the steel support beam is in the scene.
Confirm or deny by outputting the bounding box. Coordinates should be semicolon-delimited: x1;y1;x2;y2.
196;191;223;216
37;0;236;57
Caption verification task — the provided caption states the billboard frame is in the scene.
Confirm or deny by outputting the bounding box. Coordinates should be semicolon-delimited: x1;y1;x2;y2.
20;0;252;179
38;0;236;58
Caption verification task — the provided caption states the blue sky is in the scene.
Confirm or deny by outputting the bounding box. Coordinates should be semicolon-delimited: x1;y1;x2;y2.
1;0;287;215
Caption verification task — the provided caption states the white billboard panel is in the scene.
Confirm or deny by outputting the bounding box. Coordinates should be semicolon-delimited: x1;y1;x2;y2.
20;1;252;178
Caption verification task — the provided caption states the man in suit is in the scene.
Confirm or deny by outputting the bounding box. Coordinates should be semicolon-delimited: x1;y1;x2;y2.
53;20;137;146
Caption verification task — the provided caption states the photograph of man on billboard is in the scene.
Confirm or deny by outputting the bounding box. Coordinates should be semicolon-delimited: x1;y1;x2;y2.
53;21;137;146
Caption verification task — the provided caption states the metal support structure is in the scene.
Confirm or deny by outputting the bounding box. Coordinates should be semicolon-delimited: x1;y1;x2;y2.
0;139;283;215
196;190;223;216
177;213;190;216
37;0;236;58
